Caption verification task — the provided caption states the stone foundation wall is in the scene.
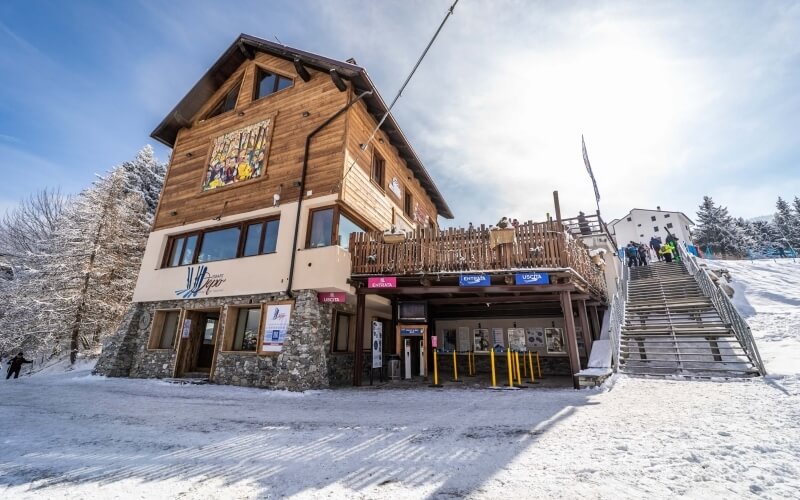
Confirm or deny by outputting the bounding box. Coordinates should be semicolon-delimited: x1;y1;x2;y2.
95;289;356;391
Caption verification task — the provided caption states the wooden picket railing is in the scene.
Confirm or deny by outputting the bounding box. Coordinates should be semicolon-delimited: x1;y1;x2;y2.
349;220;607;297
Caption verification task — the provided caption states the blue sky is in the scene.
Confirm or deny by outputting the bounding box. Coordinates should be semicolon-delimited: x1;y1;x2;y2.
1;0;799;225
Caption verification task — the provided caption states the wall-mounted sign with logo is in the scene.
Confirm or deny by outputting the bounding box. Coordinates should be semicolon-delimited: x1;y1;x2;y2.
260;302;293;354
372;321;383;368
175;265;227;299
400;327;424;336
318;292;347;303
368;276;397;288
515;272;550;285
459;274;490;287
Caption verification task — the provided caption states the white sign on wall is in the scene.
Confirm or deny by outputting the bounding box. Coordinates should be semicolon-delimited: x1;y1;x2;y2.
181;319;192;338
260;303;292;354
372;320;383;368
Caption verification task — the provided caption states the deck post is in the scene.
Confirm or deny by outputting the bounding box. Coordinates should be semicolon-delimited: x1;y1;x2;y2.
560;291;581;389
577;300;593;364
589;305;602;341
353;293;366;386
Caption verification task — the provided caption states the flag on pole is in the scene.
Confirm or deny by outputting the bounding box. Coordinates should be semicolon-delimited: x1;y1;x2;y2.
582;135;601;204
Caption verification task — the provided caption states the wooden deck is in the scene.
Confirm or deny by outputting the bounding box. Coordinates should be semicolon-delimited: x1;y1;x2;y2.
349;220;607;298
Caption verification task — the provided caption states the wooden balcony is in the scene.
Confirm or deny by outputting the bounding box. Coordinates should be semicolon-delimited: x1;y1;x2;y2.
349;220;607;299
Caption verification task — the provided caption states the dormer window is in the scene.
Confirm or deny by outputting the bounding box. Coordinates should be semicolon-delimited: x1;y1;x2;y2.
255;68;293;100
206;82;241;119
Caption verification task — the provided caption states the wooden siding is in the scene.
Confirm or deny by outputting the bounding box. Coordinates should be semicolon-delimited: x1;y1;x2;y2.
154;52;349;230
339;99;439;231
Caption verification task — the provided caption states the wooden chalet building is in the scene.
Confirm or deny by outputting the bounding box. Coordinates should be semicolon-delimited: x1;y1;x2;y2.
95;34;451;390
95;34;614;390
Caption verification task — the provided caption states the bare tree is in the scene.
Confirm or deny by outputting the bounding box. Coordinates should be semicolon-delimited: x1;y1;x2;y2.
0;188;70;258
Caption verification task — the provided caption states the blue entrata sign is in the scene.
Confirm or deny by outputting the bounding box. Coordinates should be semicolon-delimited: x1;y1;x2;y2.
460;274;490;287
515;272;550;285
400;328;424;336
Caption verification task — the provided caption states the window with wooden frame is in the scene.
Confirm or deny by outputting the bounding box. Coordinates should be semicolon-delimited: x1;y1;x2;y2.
404;191;413;219
254;68;293;100
332;312;352;352
371;151;385;189
163;216;280;268
206;81;241;119
223;306;262;352
306;206;367;250
148;310;181;350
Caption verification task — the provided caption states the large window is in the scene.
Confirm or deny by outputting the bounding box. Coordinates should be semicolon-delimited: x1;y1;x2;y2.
232;307;261;351
148;310;181;350
332;313;351;352
206;82;241;119
404;192;413;219
164;217;280;268
255;68;293;100
306;207;367;250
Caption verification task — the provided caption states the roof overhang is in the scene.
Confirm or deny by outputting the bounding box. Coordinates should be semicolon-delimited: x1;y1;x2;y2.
151;33;453;219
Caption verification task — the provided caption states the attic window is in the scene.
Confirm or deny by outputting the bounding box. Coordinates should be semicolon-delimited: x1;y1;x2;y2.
255;69;293;100
206;82;241;119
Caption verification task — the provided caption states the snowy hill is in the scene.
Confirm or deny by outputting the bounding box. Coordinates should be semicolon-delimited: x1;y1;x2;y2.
705;258;800;378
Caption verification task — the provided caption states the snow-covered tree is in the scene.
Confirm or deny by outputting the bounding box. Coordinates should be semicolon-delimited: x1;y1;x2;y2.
119;145;167;221
694;196;744;257
774;197;799;250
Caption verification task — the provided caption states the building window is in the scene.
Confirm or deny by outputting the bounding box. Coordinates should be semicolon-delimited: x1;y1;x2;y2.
197;226;241;263
371;151;385;188
306;207;367;250
254;68;293;100
242;219;280;256
666;222;674;229
404;192;413;218
664;214;671;218
637;224;641;227
654;226;659;232
163;217;280;268
148;310;181;350
626;217;632;222
332;313;351;352
231;307;261;351
206;82;241;119
651;216;657;221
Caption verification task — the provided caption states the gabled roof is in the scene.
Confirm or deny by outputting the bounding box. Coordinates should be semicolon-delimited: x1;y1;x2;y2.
151;33;453;219
610;208;695;226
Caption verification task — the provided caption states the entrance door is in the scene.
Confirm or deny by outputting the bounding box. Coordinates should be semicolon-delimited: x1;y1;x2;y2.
195;315;218;371
404;337;422;378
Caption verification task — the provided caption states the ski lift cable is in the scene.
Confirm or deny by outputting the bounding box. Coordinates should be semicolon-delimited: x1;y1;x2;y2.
340;0;460;187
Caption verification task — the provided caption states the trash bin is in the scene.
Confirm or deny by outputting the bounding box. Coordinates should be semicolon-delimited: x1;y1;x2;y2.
388;356;401;381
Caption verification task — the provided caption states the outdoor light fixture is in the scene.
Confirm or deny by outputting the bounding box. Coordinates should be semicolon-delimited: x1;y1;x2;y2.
169;210;178;216
186;152;193;158
302;111;310;117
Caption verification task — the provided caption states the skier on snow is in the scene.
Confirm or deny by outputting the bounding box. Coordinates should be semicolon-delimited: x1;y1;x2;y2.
5;352;32;379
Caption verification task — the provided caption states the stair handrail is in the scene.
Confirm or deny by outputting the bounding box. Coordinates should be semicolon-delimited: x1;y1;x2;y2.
607;260;629;372
678;246;766;375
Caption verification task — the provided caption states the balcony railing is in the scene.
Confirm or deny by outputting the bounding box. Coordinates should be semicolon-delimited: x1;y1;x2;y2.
349;220;607;298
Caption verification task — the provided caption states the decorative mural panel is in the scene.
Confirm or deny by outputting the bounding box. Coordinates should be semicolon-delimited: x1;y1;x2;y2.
203;118;273;191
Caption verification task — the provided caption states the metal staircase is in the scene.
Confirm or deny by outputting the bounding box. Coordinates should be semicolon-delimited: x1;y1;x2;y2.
619;258;763;378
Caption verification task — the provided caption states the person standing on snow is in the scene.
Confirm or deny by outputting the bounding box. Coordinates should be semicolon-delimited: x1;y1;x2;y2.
5;352;32;379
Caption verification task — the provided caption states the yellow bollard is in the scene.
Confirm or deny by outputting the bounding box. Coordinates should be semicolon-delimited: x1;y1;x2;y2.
452;350;459;382
515;352;522;386
506;349;514;387
490;349;497;388
528;351;537;383
430;349;442;387
536;351;543;379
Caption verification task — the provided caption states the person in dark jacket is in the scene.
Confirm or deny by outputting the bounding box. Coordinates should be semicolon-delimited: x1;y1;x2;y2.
6;352;32;379
637;244;649;266
650;236;662;261
626;243;639;268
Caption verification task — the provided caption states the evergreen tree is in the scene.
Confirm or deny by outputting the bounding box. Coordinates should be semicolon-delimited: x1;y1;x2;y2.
774;197;799;250
119;145;167;221
694;196;743;257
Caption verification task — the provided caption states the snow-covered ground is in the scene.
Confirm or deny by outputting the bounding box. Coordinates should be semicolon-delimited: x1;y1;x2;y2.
1;258;798;499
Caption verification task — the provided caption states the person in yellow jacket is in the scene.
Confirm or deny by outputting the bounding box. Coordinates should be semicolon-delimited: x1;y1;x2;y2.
659;244;674;263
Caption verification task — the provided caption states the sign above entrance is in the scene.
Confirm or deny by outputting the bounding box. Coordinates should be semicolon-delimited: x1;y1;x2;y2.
400;327;424;336
515;272;550;285
459;274;490;287
318;292;346;303
368;276;397;288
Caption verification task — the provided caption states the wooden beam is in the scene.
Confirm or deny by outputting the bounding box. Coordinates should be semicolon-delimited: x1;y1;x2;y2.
357;284;577;295
560;291;581;389
330;69;347;92
589;305;602;341
293;58;311;82
353;293;366;386
577;300;593;361
428;294;588;305
237;40;254;59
